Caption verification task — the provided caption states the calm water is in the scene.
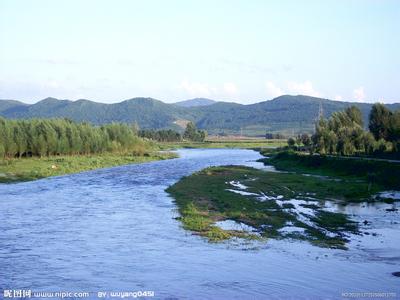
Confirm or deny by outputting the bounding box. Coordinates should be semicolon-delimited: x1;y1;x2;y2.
0;149;399;299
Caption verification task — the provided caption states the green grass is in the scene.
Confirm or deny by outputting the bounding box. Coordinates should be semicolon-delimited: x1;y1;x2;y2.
166;165;376;249
260;150;400;191
158;139;287;150
0;152;177;183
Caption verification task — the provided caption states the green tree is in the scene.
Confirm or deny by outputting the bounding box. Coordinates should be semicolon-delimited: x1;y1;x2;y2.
388;111;400;152
361;131;376;155
287;137;296;148
183;122;206;142
369;103;392;140
300;133;311;147
13;122;28;158
374;138;390;155
0;142;4;159
345;106;364;127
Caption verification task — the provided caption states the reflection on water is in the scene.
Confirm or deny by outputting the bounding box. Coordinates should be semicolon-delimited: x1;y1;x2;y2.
0;149;399;299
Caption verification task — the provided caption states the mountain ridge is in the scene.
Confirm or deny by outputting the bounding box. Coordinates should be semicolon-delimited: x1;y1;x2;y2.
1;95;399;135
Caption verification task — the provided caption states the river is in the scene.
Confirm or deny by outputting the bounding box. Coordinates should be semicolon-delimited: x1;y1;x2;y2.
0;149;399;299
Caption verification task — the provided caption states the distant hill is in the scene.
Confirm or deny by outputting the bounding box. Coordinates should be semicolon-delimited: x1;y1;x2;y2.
193;95;400;135
0;97;190;130
1;95;399;136
174;98;217;107
0;99;27;113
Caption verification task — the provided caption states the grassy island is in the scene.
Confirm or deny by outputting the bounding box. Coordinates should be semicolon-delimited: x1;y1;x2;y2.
166;159;396;249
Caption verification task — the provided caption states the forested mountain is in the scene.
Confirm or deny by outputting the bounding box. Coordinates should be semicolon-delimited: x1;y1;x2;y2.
1;95;399;136
0;99;27;113
174;98;217;107
0;97;190;130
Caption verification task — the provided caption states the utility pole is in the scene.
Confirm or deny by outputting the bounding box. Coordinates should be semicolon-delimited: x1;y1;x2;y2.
317;101;324;120
313;101;324;132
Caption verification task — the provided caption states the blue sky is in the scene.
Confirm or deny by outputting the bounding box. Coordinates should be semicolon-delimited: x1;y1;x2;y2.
0;0;399;104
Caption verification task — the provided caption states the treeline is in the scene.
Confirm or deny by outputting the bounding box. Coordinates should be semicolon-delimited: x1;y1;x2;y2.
0;118;149;159
304;103;400;156
139;129;182;142
139;122;206;143
265;133;286;139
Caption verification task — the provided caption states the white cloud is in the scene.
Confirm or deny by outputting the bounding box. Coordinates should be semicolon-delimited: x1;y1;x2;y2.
178;80;211;97
266;81;284;98
353;86;365;102
334;95;343;101
223;82;238;96
287;80;321;97
265;80;321;98
178;80;240;99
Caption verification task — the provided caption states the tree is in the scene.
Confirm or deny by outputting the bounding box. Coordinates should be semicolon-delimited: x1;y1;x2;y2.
300;133;311;147
361;131;375;155
287;137;296;148
388;111;400;152
13;122;27;158
184;122;206;142
0;117;153;158
374;138;390;155
183;122;197;140
369;103;392;140
345;106;364;127
326;131;338;154
0;142;4;159
312;118;328;154
295;135;302;147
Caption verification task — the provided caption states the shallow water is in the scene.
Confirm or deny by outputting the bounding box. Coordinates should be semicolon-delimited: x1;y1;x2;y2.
0;149;399;299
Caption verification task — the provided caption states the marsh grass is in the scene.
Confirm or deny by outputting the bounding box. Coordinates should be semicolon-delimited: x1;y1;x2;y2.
261;151;400;191
166;165;386;249
0;152;177;183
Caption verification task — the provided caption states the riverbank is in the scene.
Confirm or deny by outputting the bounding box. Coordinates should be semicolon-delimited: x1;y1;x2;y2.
158;139;286;150
260;150;400;191
166;148;400;249
0;152;177;183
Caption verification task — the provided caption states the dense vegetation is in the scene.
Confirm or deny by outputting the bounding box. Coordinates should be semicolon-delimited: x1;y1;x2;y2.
0;117;150;159
139;129;182;142
309;104;400;157
2;95;399;136
262;151;400;191
138;122;206;142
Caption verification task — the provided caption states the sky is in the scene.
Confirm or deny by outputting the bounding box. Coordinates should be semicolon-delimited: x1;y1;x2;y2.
0;0;399;104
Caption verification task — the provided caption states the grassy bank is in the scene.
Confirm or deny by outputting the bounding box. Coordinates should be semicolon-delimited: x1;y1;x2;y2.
0;152;177;183
260;150;400;191
166;165;370;249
